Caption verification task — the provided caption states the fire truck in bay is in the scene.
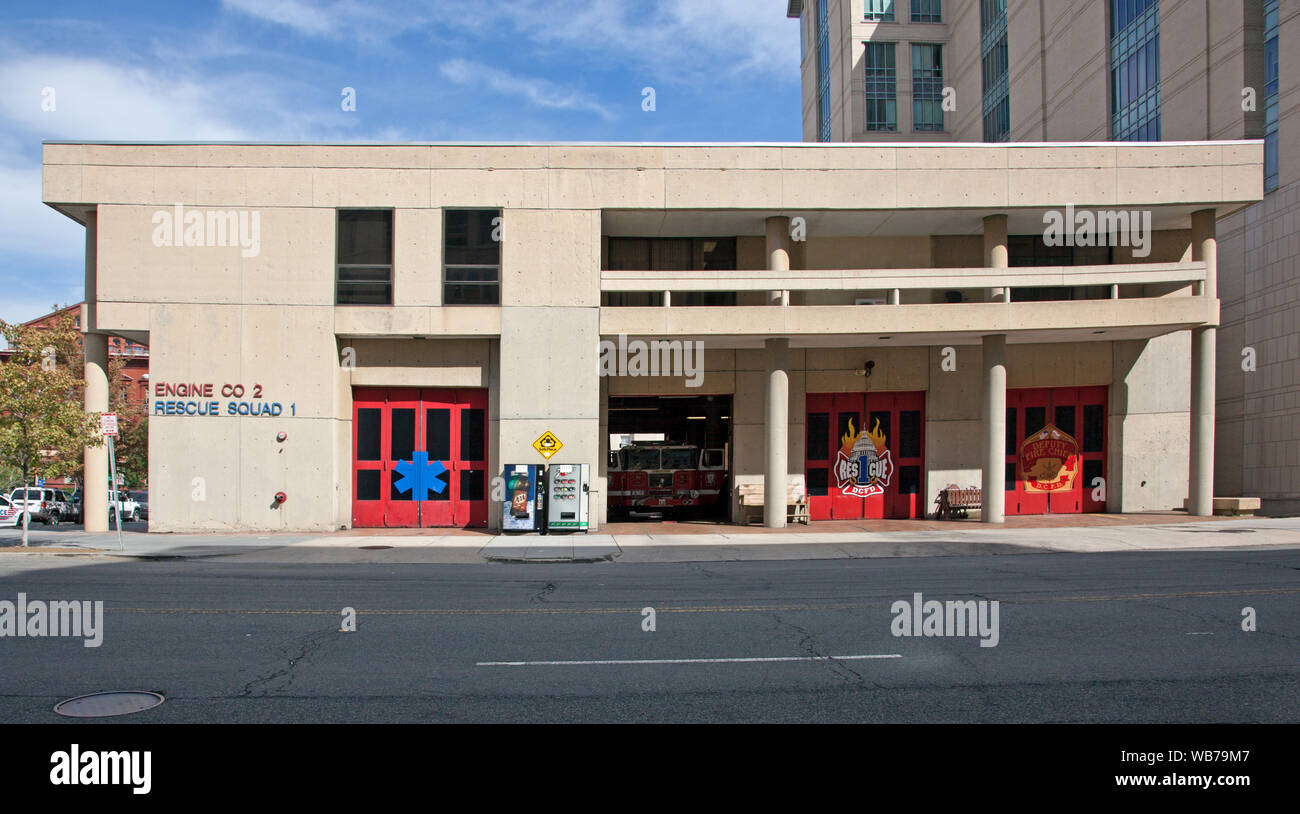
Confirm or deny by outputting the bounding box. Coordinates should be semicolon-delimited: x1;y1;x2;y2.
607;441;728;517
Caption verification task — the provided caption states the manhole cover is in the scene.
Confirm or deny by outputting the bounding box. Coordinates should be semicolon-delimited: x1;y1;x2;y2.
358;545;394;550
54;691;165;718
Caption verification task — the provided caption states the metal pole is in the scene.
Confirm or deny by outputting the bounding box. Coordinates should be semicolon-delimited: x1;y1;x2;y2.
108;435;123;551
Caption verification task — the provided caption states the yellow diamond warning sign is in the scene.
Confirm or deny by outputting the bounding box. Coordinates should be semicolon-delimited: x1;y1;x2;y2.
532;431;563;460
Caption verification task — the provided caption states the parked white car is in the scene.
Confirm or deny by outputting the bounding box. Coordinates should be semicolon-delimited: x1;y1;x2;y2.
110;490;142;523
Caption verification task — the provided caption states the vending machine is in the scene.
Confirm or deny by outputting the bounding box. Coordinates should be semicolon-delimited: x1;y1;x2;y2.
545;463;590;532
501;464;545;532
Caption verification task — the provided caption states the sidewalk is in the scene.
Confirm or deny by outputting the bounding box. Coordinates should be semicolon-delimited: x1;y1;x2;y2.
1;514;1298;563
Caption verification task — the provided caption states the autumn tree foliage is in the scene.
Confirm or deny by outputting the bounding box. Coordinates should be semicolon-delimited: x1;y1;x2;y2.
0;309;105;544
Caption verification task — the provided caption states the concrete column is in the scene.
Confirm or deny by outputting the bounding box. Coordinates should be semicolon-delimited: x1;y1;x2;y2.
764;338;789;529
981;334;1007;524
596;374;609;531
983;214;1009;303
765;216;791;306
1189;209;1217;516
1191;209;1218;299
82;210;110;533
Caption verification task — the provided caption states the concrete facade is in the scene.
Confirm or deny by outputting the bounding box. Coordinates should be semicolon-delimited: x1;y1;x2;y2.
791;0;1300;514
44;141;1260;531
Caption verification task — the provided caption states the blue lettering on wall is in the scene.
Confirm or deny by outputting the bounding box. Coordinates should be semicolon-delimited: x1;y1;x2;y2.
154;399;288;417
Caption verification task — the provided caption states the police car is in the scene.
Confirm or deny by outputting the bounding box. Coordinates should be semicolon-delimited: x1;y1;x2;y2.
0;495;23;528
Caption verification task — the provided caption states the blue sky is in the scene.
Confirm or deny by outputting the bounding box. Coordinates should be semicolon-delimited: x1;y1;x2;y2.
0;0;802;325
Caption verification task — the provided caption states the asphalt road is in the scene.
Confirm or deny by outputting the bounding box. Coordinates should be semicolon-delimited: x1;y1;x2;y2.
0;547;1297;722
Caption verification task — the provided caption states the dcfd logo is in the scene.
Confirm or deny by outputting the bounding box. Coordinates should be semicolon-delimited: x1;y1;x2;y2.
834;418;893;497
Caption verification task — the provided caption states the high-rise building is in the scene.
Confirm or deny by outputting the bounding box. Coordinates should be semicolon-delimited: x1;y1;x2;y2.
789;0;1300;514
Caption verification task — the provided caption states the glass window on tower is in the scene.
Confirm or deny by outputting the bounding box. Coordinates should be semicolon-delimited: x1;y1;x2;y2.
1264;0;1279;191
980;0;1010;141
865;0;895;22
864;41;897;131
817;0;831;141
1109;0;1160;141
911;0;941;23
912;43;944;132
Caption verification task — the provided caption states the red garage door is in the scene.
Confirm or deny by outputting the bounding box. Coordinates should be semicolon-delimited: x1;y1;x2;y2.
806;392;924;520
352;388;488;528
1004;386;1107;515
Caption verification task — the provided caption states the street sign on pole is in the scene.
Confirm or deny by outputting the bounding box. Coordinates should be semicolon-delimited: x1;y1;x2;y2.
108;434;124;552
101;413;119;437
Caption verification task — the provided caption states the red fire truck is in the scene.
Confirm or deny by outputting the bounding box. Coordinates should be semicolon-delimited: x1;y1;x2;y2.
607;441;728;518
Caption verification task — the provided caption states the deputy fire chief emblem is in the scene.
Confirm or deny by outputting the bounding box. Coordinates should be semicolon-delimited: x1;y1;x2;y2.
834;417;893;497
1019;423;1079;493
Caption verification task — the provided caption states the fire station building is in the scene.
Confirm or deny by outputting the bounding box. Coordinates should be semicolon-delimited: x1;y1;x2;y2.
42;140;1261;532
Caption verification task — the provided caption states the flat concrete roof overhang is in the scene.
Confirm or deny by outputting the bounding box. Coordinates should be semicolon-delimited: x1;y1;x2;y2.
43;140;1263;224
602;205;1240;238
600;296;1218;349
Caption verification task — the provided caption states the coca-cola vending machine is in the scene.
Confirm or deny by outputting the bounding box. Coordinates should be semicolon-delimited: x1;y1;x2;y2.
501;464;544;532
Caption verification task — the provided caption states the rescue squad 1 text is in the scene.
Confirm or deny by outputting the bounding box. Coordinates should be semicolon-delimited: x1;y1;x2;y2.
151;382;293;417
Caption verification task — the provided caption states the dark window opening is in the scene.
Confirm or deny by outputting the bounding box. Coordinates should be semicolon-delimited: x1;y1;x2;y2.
356;470;380;501
807;468;830;496
807;413;831;460
444;209;501;305
899;410;922;459
899;465;921;495
461;408;485;461
390;408;415;462
1055;405;1076;437
1083;459;1105;497
356;408;381;461
1025;407;1047;438
460;470;485;501
337;210;393;305
426;408;451;461
1083;404;1106;453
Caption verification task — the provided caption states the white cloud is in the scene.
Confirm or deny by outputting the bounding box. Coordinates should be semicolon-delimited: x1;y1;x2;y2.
467;0;800;83
218;0;800;83
0;48;406;324
439;59;615;121
220;0;439;44
0;56;251;141
221;0;340;37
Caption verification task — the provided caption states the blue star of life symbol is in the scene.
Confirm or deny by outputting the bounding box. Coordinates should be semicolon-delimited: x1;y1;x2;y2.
393;451;448;500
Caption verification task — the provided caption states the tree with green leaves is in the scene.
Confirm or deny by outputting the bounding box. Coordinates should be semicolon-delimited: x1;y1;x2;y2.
0;311;104;546
43;315;148;489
